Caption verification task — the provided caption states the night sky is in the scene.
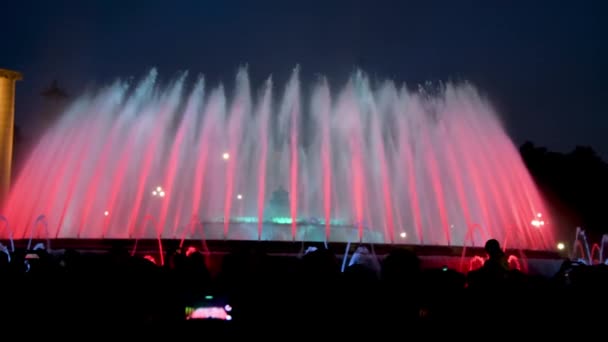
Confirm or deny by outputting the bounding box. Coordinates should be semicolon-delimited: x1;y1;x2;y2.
1;0;606;155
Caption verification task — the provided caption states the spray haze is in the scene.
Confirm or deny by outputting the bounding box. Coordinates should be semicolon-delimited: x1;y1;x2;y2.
2;67;554;249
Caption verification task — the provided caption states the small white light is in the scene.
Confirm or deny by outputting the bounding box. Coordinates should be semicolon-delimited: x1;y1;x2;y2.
237;194;243;200
159;191;165;197
152;191;157;196
557;242;565;250
399;232;407;238
537;213;542;218
104;211;109;216
226;315;232;321
222;152;230;160
224;305;232;312
156;186;162;192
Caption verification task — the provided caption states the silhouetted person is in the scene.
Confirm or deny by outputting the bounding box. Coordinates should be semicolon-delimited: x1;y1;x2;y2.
467;239;510;290
483;239;509;273
381;248;421;284
464;239;516;326
0;247;9;274
380;249;423;327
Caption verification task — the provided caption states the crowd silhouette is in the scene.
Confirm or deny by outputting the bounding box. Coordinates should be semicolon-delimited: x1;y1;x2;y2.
1;238;606;330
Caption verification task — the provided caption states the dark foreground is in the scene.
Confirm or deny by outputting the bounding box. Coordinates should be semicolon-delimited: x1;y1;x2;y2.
0;241;606;333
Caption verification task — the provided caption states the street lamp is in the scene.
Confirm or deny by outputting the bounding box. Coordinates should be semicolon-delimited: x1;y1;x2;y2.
152;186;166;197
531;213;545;228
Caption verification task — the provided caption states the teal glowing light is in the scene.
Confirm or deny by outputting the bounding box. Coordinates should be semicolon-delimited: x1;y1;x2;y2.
208;216;350;226
271;217;292;224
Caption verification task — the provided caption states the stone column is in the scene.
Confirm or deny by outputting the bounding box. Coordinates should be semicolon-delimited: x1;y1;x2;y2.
0;69;22;201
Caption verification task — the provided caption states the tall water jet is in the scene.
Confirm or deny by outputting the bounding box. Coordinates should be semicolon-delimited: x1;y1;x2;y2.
311;77;332;241
224;68;251;238
1;68;556;250
256;78;272;240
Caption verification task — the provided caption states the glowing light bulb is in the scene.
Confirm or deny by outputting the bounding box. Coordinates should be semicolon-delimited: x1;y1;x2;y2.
237;194;243;200
222;152;230;160
159;191;165;197
156;186;162;192
537;213;542;218
104;210;109;216
152;191;157;196
557;242;565;250
400;232;407;238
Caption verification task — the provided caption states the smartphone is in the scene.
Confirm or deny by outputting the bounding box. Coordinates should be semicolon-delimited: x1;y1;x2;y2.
185;295;233;321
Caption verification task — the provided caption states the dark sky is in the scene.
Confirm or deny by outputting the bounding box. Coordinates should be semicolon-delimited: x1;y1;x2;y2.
1;0;607;155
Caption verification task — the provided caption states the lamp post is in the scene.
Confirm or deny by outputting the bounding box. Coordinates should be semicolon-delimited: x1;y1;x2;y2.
531;213;545;228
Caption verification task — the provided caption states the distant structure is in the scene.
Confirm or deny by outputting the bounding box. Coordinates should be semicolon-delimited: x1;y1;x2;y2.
40;80;68;128
264;186;291;219
41;80;68;99
0;69;22;201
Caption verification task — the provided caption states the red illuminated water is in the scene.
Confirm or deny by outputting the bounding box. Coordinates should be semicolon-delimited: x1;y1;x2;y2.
1;68;555;249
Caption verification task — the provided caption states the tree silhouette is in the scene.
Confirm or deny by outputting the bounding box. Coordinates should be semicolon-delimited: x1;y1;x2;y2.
520;141;608;239
40;80;69;129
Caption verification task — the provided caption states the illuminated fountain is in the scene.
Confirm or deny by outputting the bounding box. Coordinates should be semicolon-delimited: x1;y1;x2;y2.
570;228;608;264
1;67;555;249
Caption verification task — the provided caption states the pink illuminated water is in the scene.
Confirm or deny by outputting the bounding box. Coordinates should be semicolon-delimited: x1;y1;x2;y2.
1;68;555;249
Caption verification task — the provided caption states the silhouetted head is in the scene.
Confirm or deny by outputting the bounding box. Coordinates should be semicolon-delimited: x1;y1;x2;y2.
484;239;502;256
381;248;421;282
0;251;9;268
301;248;339;278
